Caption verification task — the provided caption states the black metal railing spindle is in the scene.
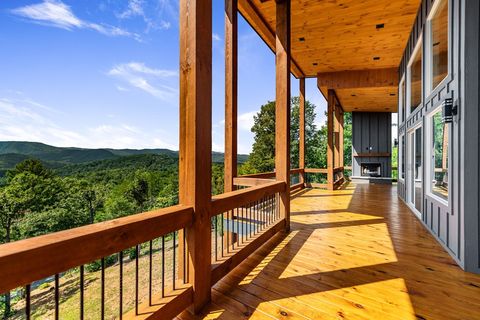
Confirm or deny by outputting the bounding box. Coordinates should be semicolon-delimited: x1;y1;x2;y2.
119;251;123;320
80;265;84;320
25;284;31;320
55;273;59;320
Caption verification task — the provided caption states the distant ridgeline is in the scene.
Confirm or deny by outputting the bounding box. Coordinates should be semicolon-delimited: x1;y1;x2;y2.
0;141;249;177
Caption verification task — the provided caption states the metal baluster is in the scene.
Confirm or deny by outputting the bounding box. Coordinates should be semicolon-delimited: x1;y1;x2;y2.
80;265;84;320
55;274;59;320
101;258;105;320
161;236;165;298
173;231;176;290
183;231;187;284
221;212;224;257
149;240;153;306
135;245;139;315
25;284;31;320
119;252;123;320
227;210;230;253
214;214;218;261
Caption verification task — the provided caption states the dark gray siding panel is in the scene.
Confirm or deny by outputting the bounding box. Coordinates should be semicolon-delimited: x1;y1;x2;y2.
352;112;392;178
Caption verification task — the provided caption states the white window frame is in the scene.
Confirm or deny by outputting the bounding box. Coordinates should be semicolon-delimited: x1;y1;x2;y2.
407;37;423;117
399;75;405;124
425;0;450;96
399;133;405;182
426;107;449;205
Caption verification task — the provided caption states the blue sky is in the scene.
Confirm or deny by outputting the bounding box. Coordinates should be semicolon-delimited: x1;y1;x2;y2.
0;0;327;154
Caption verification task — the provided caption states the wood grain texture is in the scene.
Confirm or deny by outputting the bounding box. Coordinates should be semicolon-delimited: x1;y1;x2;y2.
178;184;480;320
179;0;212;311
299;77;306;185
275;0;291;231
224;0;238;193
238;0;420;76
0;205;193;294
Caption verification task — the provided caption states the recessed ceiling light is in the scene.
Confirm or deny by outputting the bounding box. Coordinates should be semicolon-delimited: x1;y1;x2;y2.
376;23;385;29
299;37;305;42
390;93;396;96
385;108;390;110
354;107;358;110
373;56;381;60
313;62;318;66
351;94;356;97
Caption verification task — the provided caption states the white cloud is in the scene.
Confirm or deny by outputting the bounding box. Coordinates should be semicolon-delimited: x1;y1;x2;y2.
11;0;141;41
116;0;171;31
212;33;221;42
0;97;179;150
238;111;256;131
108;62;178;100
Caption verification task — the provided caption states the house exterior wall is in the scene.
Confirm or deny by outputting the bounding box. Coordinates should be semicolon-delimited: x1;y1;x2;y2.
397;0;479;273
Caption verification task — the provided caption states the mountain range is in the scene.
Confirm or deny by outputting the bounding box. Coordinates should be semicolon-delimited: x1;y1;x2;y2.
0;141;249;174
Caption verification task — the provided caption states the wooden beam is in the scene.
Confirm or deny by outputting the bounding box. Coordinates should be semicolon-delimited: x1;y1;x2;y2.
327;89;335;191
238;0;304;78
179;0;212;312
317;68;399;89
299;77;306;185
224;0;238;193
275;0;291;231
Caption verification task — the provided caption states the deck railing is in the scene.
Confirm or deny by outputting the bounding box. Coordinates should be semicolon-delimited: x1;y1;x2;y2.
0;181;287;319
0;166;351;319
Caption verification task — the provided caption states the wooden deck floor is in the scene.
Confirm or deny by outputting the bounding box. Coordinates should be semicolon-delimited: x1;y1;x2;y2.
178;183;480;320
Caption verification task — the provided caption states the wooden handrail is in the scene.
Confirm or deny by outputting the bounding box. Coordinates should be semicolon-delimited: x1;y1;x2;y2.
237;168;303;180
304;168;328;174
211;181;286;216
233;177;273;186
0;205;194;294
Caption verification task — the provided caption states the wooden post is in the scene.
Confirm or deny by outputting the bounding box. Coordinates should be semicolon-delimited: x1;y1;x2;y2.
224;0;238;193
327;89;335;190
179;0;212;312
299;78;306;185
339;106;344;169
275;0;291;230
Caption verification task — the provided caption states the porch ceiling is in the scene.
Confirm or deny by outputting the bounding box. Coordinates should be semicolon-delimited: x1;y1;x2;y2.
239;0;421;112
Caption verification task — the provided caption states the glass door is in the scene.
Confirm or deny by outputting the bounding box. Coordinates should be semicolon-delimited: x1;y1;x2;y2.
407;126;423;217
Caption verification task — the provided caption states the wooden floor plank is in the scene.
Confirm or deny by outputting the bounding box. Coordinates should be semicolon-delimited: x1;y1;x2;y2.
185;183;480;320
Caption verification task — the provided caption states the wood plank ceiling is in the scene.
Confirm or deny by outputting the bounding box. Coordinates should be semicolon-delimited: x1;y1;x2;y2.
238;0;421;112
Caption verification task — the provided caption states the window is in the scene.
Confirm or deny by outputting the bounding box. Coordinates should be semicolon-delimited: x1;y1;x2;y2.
400;134;405;180
408;40;423;114
399;77;406;123
427;0;449;93
429;110;449;201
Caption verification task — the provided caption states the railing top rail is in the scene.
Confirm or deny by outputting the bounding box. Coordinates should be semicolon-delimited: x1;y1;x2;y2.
211;181;285;216
0;204;194;294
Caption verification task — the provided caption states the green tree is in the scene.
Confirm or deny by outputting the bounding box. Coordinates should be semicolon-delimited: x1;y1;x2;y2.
241;97;318;174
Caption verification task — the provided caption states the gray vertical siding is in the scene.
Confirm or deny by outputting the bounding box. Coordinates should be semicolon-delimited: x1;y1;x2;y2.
396;0;480;272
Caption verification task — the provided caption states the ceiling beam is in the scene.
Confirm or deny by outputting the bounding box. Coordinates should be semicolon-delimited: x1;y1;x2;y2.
317;68;399;89
238;0;305;78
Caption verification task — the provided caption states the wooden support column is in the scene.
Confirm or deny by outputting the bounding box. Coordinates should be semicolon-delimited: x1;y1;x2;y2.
224;0;238;193
179;0;212;312
275;0;291;230
334;102;340;169
339;106;344;169
327;89;335;190
299;78;306;185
